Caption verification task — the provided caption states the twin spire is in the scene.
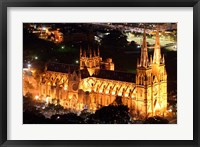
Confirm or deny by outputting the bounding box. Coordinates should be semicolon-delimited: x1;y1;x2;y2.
138;28;165;68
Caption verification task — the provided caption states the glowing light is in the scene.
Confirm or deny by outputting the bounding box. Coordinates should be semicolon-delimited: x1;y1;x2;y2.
30;70;35;73
168;109;172;112
124;93;128;97
93;107;97;111
112;91;115;95
61;46;65;49
35;56;38;60
27;64;31;68
75;60;79;64
99;89;102;93
23;68;28;71
64;86;67;90
46;98;48;103
35;95;39;100
79;103;83;109
46;96;50;104
68;95;72;99
118;93;122;96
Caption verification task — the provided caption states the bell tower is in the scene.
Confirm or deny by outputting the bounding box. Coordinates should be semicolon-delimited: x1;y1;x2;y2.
79;46;102;76
135;28;168;117
135;29;152;117
150;29;167;116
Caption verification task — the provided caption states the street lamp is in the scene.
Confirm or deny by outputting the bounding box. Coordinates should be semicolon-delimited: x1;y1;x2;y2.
27;64;31;70
35;95;39;100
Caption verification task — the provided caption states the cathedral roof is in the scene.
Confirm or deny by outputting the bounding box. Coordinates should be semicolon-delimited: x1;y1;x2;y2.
46;62;79;73
93;69;136;83
46;62;136;83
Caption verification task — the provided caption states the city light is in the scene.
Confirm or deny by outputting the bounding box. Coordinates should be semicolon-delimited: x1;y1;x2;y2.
35;95;39;100
27;64;31;68
112;91;115;95
42;27;46;30
168;109;172;112
125;93;128;97
118;93;122;96
46;96;50;104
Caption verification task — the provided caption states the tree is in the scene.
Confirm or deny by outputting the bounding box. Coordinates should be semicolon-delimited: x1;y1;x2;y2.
129;41;137;48
144;116;169;124
86;104;131;124
101;30;128;49
23;109;46;124
50;113;84;124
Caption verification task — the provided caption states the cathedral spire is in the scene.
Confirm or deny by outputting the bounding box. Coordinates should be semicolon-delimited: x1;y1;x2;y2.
142;28;147;49
150;55;153;65
68;65;71;74
98;46;100;56
94;48;96;57
162;55;165;64
78;69;81;79
83;49;86;57
80;46;82;57
153;28;161;65
139;28;149;68
137;58;140;67
89;46;92;58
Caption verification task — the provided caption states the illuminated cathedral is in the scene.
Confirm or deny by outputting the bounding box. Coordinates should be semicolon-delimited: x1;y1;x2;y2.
39;30;167;118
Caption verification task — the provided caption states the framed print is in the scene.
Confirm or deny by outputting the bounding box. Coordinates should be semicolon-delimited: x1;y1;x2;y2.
0;0;199;147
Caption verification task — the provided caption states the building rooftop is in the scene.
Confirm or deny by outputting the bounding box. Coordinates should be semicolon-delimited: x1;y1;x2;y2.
46;62;136;83
93;69;135;83
46;62;79;74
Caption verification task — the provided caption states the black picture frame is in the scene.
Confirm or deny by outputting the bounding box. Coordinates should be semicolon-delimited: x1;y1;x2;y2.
0;0;199;146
